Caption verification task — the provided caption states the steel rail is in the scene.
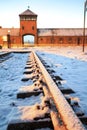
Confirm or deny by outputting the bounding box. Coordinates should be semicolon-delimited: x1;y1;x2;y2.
33;51;85;130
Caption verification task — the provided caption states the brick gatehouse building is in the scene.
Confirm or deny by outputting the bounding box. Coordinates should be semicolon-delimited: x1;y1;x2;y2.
0;8;87;48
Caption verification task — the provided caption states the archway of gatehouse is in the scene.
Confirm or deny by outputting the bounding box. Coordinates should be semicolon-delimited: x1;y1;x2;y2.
22;34;35;47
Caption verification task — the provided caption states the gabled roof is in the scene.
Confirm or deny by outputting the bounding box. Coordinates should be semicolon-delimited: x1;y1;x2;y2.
0;28;87;37
19;9;37;16
0;28;20;36
38;28;87;36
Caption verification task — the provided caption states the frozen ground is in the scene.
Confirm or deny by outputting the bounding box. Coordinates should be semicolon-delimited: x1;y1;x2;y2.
35;46;87;115
0;46;87;129
0;53;33;130
0;52;52;130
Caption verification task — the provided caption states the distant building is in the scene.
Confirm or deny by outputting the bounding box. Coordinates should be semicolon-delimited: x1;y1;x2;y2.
0;8;86;48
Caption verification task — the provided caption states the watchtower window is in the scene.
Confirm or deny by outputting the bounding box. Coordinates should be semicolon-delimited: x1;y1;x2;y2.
32;26;34;30
22;26;24;30
20;16;36;20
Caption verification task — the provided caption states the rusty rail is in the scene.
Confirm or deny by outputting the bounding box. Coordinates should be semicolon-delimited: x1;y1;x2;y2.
33;51;85;130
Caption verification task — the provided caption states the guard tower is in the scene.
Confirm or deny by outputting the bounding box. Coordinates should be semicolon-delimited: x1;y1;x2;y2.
19;8;38;45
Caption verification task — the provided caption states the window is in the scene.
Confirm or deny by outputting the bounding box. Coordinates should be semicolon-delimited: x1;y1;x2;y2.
77;37;80;45
22;26;24;30
32;26;34;30
59;37;63;43
68;37;72;43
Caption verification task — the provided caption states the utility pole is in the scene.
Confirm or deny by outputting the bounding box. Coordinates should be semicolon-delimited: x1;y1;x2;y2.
83;0;87;52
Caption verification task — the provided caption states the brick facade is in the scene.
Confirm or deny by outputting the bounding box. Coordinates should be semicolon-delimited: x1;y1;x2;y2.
37;36;83;46
0;9;86;48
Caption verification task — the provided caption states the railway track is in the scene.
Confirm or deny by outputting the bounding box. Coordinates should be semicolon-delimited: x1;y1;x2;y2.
0;52;12;63
7;51;87;130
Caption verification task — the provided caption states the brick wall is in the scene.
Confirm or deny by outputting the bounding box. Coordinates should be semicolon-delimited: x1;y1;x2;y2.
0;34;86;48
37;36;84;46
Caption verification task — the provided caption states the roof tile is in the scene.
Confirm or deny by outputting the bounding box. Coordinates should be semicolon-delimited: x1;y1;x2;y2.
19;9;37;16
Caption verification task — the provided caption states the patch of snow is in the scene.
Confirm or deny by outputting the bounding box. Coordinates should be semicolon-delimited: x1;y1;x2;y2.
18;103;49;121
36;46;87;116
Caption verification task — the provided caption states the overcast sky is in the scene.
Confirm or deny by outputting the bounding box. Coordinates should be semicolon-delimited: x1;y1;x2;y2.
0;0;86;28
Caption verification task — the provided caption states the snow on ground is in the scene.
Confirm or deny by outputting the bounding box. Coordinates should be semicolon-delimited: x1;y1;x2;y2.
0;46;87;129
35;46;87;115
34;46;87;61
0;52;53;130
